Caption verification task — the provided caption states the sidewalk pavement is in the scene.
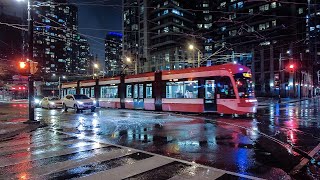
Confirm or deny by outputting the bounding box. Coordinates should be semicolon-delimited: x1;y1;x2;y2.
257;96;315;106
0;99;28;104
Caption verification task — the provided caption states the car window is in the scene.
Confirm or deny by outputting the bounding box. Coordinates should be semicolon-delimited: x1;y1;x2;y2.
49;97;59;101
73;95;90;100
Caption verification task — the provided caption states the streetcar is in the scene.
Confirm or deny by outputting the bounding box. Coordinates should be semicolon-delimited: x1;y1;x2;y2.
61;63;257;115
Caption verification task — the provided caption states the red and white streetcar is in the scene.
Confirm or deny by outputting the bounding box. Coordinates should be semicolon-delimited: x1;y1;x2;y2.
62;63;257;116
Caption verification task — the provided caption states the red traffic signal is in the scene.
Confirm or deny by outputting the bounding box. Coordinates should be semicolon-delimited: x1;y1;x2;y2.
289;64;294;69
19;62;27;69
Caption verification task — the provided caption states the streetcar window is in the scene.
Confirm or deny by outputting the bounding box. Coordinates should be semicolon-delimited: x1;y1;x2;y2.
234;73;255;98
101;86;118;98
134;84;138;98
67;88;76;95
139;84;144;98
166;81;198;98
205;80;215;99
166;81;184;98
91;87;95;98
217;76;236;99
126;85;132;98
146;84;152;98
184;81;198;98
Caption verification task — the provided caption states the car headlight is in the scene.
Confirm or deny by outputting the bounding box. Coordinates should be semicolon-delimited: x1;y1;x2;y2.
93;100;96;104
49;102;55;105
77;101;84;105
35;99;40;104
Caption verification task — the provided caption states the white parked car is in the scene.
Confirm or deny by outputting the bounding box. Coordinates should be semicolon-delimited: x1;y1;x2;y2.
40;97;63;109
62;94;96;113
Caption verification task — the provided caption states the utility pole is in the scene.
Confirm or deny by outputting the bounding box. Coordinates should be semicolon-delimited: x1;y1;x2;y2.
278;53;282;103
27;0;37;123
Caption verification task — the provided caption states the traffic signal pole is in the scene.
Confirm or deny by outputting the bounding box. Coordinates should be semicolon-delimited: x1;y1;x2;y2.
26;0;37;123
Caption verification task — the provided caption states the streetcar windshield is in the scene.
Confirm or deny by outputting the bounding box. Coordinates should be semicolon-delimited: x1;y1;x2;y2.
234;73;255;98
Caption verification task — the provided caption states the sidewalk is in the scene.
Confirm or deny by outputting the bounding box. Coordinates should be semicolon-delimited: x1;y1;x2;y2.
257;97;314;106
0;99;28;104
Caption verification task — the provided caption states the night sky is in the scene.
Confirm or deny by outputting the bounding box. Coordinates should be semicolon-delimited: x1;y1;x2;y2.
71;0;122;67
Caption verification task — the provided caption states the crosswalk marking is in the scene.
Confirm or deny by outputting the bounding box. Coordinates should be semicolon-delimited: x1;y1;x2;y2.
0;133;70;148
0;142;107;167
79;155;174;180
168;166;225;180
0;128;263;180
0;138;84;155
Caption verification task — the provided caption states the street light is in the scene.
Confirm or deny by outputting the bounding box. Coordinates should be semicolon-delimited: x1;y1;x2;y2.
16;0;37;123
93;63;99;79
58;76;66;99
125;57;137;74
188;44;202;67
51;74;66;98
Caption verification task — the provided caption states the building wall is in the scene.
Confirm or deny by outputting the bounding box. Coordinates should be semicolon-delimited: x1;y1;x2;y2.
33;0;79;76
214;0;313;97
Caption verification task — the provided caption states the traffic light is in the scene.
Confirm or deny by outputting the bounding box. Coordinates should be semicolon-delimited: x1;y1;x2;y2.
18;61;29;75
289;64;294;69
288;64;295;73
19;62;27;69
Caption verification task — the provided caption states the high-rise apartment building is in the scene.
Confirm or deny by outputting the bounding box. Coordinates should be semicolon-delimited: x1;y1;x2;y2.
123;0;196;73
33;0;79;76
307;0;320;87
213;0;314;97
123;0;317;97
78;35;93;75
105;32;122;76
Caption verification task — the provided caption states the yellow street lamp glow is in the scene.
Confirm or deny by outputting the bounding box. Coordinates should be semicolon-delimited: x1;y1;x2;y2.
126;57;131;62
189;44;194;50
94;63;99;68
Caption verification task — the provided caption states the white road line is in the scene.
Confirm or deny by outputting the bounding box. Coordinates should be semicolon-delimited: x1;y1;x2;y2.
0;138;84;155
78;155;174;180
31;149;135;179
168;166;225;180
291;143;320;174
0;143;108;167
0;134;69;148
53;129;265;180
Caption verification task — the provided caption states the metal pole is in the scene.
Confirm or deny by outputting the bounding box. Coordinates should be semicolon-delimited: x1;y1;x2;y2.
58;77;61;99
134;60;137;74
92;65;94;79
197;50;200;67
27;0;36;123
278;53;282;103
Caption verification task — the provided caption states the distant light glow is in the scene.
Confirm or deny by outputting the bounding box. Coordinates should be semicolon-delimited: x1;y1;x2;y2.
239;68;243;71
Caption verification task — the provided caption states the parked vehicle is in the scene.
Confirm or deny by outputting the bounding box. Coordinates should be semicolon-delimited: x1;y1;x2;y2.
62;94;96;113
40;97;63;109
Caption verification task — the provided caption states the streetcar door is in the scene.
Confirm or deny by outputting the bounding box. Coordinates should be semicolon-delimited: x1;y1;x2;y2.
133;84;144;109
204;80;217;111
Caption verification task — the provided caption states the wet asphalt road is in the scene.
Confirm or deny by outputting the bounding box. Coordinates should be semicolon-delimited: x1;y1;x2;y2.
0;98;320;179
